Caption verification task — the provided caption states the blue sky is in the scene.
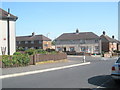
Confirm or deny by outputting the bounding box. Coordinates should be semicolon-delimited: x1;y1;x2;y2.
2;2;118;40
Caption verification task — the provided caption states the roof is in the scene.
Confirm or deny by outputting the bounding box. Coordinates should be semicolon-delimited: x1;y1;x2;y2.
16;35;51;41
55;32;100;41
0;8;18;21
100;34;118;43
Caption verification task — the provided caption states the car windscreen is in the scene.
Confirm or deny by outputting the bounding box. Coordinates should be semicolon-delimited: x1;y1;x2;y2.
116;58;120;63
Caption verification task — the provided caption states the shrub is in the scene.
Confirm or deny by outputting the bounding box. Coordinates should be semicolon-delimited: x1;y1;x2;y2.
25;49;37;55
36;49;48;54
50;51;57;54
12;55;18;65
21;54;30;65
2;55;13;67
13;52;22;55
16;47;25;51
2;54;30;67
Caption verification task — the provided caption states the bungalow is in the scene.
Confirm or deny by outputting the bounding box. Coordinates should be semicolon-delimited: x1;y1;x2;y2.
0;8;18;55
16;32;52;50
55;29;101;54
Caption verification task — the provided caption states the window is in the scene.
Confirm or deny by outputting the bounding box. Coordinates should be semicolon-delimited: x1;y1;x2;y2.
25;41;28;44
44;44;48;47
71;40;74;44
80;40;85;44
21;41;25;44
94;46;99;51
31;41;34;44
16;41;18;44
57;47;62;51
39;47;41;49
70;47;75;51
28;41;31;44
31;47;34;49
25;47;28;50
16;41;19;44
95;40;99;43
39;41;42;44
81;46;86;52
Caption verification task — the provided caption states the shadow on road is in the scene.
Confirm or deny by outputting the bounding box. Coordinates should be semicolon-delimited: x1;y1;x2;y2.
88;75;120;89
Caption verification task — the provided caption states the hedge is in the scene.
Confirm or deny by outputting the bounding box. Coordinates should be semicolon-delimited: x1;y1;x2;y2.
2;54;30;67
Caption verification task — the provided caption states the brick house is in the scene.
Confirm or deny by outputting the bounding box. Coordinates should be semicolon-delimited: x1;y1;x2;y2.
0;8;18;55
55;29;101;54
117;41;120;51
100;31;119;53
16;32;52;50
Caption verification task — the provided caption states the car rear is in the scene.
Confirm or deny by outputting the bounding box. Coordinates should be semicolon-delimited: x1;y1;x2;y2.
111;58;120;81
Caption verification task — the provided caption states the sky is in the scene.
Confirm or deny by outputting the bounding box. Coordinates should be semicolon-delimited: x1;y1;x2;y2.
2;2;118;40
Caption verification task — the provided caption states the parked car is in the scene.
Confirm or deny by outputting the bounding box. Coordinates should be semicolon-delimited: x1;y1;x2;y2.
111;57;120;82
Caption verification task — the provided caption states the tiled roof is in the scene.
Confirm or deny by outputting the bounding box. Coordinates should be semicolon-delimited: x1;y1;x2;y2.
16;35;51;41
0;8;18;21
100;35;118;43
56;32;100;40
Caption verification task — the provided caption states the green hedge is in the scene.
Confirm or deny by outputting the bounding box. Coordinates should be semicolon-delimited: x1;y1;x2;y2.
25;49;57;55
13;52;22;55
2;54;30;67
25;49;37;55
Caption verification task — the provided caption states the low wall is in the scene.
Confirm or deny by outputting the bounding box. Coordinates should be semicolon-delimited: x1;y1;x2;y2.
29;53;67;65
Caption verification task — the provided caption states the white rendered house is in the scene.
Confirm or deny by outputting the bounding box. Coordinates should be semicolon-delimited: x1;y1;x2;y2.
0;8;18;55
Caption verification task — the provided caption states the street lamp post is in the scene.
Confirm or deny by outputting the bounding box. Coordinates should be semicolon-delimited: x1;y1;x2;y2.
7;8;10;55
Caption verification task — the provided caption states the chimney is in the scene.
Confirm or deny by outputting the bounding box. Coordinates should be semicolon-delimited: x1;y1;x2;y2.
76;28;79;33
32;32;35;36
112;35;114;39
103;31;105;35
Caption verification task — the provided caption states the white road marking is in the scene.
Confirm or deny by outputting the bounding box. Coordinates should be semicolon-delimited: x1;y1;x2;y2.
0;62;90;79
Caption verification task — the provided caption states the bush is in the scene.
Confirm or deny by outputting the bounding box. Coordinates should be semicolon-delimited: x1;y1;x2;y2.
50;51;57;54
2;54;30;67
36;49;48;54
2;55;13;67
16;47;25;51
25;49;37;55
13;52;22;55
21;54;30;65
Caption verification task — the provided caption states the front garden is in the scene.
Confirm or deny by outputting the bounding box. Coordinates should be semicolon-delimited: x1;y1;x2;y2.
1;49;67;68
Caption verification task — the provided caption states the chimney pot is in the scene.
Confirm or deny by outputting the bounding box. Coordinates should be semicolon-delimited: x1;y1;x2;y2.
103;31;105;35
32;32;35;36
112;35;114;39
76;29;79;33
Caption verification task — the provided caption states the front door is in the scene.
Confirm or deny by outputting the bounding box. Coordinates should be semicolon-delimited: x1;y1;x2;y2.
63;47;66;52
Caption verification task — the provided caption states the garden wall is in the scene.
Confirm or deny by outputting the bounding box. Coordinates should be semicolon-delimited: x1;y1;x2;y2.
29;53;67;65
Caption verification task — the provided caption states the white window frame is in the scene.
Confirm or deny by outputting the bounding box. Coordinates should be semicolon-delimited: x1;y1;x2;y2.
31;41;34;44
25;41;28;44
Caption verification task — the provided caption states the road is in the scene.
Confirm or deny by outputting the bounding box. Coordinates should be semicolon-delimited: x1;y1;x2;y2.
2;56;120;89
